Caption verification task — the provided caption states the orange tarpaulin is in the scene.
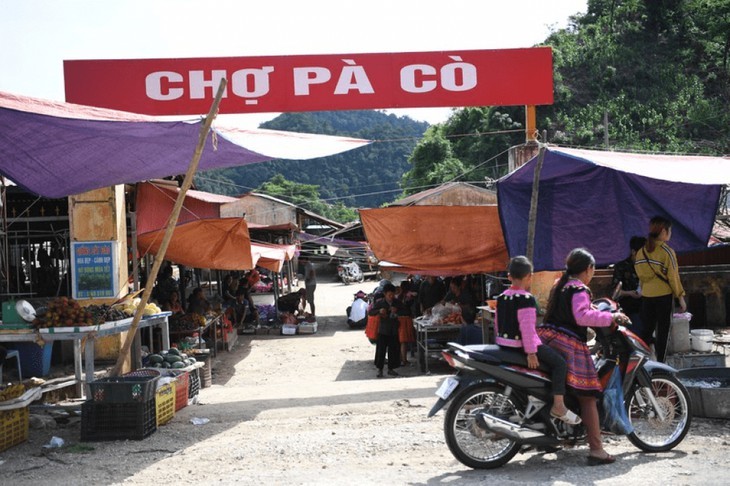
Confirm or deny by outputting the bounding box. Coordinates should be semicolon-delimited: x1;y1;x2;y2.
137;218;253;270
251;242;296;273
359;205;508;275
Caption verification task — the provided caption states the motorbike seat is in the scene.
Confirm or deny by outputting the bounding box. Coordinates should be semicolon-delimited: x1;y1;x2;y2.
462;344;553;375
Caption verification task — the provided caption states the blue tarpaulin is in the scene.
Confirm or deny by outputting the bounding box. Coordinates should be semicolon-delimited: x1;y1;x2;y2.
497;147;726;271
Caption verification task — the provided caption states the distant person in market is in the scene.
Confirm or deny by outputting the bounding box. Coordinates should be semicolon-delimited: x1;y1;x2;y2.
187;287;211;315
236;273;259;324
161;289;184;314
347;290;369;328
457;306;483;346
634;216;686;362
277;288;306;315
152;264;178;306
611;236;646;336
227;290;250;328
443;275;477;316
418;275;446;314
369;283;403;378
222;274;239;308
396;280;417;366
302;256;317;316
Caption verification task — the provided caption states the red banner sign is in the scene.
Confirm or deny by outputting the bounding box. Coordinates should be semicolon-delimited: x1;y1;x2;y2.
64;47;553;115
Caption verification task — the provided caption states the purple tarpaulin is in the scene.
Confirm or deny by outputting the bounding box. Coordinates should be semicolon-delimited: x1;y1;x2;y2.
497;147;723;271
0;91;370;198
0;107;271;198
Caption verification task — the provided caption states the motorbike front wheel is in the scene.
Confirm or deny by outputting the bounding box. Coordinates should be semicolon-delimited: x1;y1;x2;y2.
626;371;692;452
444;383;521;469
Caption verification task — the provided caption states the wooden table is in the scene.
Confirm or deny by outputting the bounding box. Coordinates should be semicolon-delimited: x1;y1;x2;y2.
0;312;170;398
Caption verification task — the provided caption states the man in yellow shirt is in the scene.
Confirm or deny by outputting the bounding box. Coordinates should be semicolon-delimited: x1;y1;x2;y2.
634;216;686;362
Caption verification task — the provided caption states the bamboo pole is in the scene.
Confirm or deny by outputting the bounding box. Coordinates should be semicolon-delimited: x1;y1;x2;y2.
525;143;546;264
110;78;228;377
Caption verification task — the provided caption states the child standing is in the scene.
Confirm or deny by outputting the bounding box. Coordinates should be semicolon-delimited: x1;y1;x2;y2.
495;256;581;425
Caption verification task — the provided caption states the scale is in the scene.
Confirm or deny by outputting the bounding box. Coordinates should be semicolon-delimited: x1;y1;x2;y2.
1;299;36;328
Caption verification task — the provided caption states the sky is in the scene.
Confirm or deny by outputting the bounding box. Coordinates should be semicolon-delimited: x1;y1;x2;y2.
1;0;587;127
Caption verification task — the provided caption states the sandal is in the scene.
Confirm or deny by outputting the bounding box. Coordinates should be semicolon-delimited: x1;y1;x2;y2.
587;452;616;466
550;408;582;425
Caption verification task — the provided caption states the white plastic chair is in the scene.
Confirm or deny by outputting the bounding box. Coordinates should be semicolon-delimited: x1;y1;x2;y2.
0;349;22;382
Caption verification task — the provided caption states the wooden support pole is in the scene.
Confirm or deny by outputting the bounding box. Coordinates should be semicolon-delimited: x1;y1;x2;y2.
110;78;228;377
525;143;546;264
525;105;537;143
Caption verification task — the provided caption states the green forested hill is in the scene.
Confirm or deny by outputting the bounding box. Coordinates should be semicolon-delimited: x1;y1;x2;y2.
541;0;730;153
195;111;428;209
398;0;730;195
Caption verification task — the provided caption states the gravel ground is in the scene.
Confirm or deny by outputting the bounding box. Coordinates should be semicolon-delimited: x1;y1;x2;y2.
2;281;730;485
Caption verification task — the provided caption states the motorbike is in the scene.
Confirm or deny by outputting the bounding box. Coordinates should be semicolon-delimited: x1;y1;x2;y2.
428;298;692;469
337;260;364;285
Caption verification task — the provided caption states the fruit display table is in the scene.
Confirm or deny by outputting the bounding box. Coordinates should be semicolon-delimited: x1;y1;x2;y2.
413;317;461;374
0;313;170;398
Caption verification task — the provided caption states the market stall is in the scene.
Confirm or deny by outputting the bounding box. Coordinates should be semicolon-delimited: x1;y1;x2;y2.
0;91;371;199
359;205;508;275
360;205;508;372
0;313;170;397
497;146;728;271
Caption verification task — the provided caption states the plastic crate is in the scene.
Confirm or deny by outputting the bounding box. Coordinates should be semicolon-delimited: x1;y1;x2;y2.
0;406;29;452
140;368;188;411
155;381;176;426
89;375;160;403
172;371;189;411
80;399;157;441
198;356;212;388
123;369;162;379
188;367;200;401
8;342;53;377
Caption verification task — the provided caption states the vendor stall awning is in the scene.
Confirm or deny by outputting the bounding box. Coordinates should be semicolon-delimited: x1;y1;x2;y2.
137;218;253;271
136;181;238;235
136;182;300;271
360;205;508;275
497;146;726;271
0;91;371;198
251;242;296;273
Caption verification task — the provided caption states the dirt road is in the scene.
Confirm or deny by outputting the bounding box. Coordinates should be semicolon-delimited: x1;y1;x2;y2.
3;281;730;485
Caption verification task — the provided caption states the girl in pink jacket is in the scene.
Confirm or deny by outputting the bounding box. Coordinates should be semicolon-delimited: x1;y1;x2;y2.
495;256;579;425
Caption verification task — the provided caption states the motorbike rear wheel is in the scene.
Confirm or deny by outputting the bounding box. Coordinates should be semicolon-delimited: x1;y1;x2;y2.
626;371;692;452
444;383;521;469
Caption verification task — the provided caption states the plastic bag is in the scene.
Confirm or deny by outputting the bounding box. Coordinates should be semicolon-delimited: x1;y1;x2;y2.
601;365;634;435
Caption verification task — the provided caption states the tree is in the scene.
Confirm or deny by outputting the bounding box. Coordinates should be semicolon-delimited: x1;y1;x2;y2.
540;0;730;153
400;107;523;195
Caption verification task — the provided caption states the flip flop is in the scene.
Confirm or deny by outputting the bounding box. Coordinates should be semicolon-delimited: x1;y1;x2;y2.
587;453;616;466
550;409;582;425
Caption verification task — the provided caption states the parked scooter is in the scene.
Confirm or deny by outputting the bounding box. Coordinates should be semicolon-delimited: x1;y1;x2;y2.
428;298;692;469
337;260;364;285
